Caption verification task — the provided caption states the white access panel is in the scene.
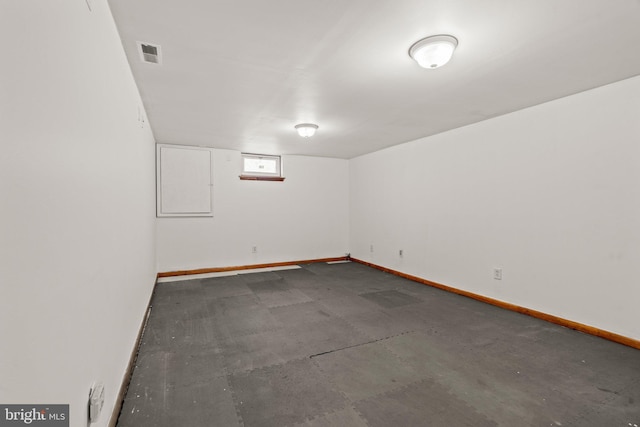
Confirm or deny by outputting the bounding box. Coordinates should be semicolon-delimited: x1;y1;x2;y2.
156;144;213;217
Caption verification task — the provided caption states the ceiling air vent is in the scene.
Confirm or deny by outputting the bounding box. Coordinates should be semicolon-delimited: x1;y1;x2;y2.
137;41;162;65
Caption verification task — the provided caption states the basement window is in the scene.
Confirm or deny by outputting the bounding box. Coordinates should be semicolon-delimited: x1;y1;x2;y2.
240;153;285;181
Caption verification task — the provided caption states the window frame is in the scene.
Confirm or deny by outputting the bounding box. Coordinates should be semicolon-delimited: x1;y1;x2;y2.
239;153;285;181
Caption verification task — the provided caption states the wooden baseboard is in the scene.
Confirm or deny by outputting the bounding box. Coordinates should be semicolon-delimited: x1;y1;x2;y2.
108;284;156;427
351;258;640;351
157;256;349;278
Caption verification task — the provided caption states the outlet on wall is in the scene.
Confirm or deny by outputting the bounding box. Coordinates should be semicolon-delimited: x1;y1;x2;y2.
370;244;374;253
493;268;503;280
399;249;403;257
252;246;257;253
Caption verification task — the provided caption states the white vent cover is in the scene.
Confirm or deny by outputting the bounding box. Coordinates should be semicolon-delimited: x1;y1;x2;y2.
137;41;162;64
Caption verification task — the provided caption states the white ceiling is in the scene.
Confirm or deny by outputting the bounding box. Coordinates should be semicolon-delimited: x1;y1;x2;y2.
108;0;640;159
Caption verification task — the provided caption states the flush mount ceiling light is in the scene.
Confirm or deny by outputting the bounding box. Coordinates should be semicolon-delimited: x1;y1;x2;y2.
294;123;319;138
409;34;458;69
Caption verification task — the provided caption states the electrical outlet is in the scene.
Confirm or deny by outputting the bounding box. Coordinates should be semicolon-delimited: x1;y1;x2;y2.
493;268;503;280
399;249;403;257
252;246;257;253
370;244;374;253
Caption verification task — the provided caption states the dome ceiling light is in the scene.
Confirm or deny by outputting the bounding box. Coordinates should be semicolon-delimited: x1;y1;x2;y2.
295;123;319;138
409;35;458;69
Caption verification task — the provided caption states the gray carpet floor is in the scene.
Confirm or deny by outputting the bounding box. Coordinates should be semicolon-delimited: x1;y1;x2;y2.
117;261;640;427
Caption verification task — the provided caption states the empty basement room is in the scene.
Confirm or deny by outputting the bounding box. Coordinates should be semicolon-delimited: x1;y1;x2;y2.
1;1;639;426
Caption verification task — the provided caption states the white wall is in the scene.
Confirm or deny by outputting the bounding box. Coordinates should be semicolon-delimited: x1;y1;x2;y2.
0;2;156;426
350;75;640;341
157;150;349;272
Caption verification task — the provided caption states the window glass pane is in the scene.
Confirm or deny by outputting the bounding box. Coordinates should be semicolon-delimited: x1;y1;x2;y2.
241;154;281;177
244;157;278;174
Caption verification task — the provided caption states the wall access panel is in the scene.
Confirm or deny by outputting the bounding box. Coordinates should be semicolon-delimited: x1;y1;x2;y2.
156;144;214;217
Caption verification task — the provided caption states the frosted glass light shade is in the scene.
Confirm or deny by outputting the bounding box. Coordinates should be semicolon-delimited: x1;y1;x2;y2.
409;35;458;69
295;123;319;137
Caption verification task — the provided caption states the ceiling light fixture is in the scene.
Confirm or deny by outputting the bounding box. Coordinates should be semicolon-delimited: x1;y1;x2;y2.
295;123;319;138
409;34;458;69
